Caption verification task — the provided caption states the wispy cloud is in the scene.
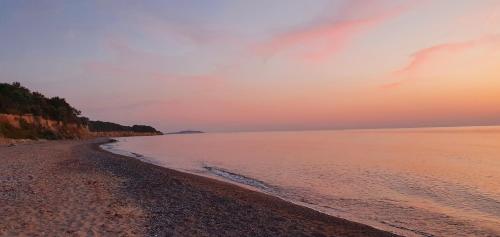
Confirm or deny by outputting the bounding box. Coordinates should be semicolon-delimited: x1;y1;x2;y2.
256;0;419;62
85;99;172;112
83;39;227;87
138;15;231;45
382;34;500;88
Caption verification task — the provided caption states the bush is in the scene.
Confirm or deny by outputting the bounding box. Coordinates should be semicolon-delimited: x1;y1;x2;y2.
0;82;84;124
0;82;162;139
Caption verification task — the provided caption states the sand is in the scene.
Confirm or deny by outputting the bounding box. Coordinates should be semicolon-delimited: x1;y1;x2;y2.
0;139;398;236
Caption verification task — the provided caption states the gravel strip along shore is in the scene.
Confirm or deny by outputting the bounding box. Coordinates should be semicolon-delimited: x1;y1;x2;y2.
0;139;398;237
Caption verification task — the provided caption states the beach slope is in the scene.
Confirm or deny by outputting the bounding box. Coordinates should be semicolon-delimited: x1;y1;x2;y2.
0;139;397;236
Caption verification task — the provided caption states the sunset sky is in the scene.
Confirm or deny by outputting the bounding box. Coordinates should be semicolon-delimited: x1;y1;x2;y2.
1;0;500;132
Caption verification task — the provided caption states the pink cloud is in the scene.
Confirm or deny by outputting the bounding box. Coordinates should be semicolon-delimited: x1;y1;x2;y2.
85;62;225;89
256;0;419;62
83;39;169;78
83;39;227;88
149;71;225;89
83;61;130;77
382;35;500;88
140;17;225;45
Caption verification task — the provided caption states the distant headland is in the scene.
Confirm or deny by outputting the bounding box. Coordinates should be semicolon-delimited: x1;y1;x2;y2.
165;130;204;135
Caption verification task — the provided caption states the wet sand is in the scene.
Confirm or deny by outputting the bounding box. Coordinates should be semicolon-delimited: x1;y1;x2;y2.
0;139;398;236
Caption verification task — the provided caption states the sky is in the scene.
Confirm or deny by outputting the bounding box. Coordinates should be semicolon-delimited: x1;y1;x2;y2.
1;0;500;132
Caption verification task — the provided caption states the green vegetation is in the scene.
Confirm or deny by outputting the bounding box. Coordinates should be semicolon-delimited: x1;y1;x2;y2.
0;82;86;139
88;121;161;134
0;118;58;140
0;82;162;139
0;82;84;124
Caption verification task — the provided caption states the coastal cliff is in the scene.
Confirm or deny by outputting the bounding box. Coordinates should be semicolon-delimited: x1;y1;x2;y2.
0;82;162;140
0;113;89;139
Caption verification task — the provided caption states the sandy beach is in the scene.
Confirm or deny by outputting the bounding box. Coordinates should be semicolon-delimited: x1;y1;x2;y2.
0;139;397;236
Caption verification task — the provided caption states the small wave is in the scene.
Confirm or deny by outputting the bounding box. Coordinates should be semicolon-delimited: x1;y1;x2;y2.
380;221;435;237
203;165;273;192
131;152;143;158
100;142;161;166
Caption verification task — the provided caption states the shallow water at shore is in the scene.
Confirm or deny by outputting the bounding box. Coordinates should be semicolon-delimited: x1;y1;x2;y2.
104;127;500;236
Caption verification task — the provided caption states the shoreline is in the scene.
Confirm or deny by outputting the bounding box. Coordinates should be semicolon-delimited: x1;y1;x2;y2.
101;139;382;232
1;139;398;236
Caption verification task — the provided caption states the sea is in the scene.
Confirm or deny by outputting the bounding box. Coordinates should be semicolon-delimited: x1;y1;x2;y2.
102;126;500;237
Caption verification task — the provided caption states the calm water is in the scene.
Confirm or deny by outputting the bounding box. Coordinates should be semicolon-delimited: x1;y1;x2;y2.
103;127;500;236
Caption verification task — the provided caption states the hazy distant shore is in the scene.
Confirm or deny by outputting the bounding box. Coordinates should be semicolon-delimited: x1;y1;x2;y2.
0;139;396;236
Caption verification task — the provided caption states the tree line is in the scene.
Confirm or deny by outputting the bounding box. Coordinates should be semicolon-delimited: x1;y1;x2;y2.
0;82;84;124
87;121;160;133
0;82;162;138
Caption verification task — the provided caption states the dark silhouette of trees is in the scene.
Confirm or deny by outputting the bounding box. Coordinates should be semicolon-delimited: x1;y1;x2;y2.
88;121;160;134
1;82;162;138
0;82;84;124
